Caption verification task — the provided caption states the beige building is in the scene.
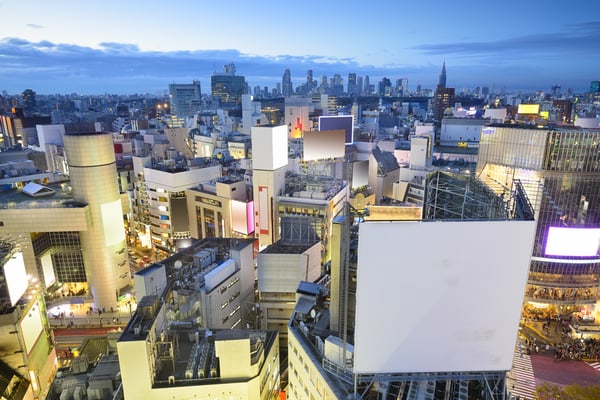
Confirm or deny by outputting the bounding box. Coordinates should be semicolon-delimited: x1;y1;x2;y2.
0;132;129;310
118;284;280;399
186;176;254;241
257;241;322;351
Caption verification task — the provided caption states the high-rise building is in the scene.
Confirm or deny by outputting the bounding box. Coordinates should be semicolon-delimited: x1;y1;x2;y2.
210;63;247;109
434;87;455;123
21;89;36;116
434;62;454;124
0;108;50;148
378;77;392;96
438;61;447;89
363;75;370;96
168;81;202;117
590;80;600;103
356;76;363;96
282;68;293;97
477;125;600;321
347;73;357;96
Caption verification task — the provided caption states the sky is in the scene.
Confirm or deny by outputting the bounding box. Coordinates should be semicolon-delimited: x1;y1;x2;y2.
0;0;598;95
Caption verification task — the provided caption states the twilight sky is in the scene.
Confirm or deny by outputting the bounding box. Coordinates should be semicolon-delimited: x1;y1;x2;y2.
0;0;598;95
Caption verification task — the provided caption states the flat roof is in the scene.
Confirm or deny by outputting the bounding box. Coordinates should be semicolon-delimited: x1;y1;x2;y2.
0;183;84;208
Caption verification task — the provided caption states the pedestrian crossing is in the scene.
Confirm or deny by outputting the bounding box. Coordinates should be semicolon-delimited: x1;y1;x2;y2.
586;361;600;372
506;348;537;400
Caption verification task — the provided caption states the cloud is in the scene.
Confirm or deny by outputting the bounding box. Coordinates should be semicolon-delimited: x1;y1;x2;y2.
26;23;44;29
413;21;600;60
0;37;426;93
0;34;594;94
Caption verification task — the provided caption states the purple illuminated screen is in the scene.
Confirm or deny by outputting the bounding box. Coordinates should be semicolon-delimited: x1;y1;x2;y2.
544;226;600;257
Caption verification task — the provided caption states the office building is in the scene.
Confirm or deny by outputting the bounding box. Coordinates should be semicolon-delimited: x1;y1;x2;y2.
347;73;357;97
276;172;348;263
282;69;293;97
257;240;322;352
0;108;51;148
433;87;455;124
133;154;222;252
477;125;600;321
168;81;202;118
211;63;247;109
186;175;254;241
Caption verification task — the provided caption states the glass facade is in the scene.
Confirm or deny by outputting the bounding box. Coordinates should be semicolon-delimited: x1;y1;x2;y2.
477;126;600;317
32;232;86;283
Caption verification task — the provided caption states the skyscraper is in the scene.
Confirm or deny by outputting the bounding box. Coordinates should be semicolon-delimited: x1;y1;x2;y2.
21;89;36;116
211;63;247;109
438;61;447;89
433;62;454;124
347;73;357;96
282;68;293;97
363;75;370;96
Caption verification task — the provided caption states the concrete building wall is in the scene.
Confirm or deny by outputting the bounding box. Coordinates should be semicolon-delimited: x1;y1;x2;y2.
64;132;128;310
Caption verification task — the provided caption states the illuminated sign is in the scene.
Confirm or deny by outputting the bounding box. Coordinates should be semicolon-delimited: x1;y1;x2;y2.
544;226;600;257
517;104;540;115
4;252;27;306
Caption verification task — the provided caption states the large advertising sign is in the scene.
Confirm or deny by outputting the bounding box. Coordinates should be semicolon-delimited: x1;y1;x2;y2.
354;219;536;374
318;115;354;144
544;226;600;257
303;130;345;161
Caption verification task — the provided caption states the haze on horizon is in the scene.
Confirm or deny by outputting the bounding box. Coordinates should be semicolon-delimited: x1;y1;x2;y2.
0;0;598;95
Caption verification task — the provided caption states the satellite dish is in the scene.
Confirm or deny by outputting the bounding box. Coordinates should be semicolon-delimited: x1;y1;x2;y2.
174;260;182;269
310;309;316;318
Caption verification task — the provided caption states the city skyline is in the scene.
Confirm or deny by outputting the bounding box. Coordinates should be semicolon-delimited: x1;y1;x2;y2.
0;1;598;95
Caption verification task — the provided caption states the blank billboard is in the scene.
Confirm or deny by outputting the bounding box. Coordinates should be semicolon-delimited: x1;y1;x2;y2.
354;219;536;374
232;200;254;235
319;115;354;144
20;300;44;356
303;130;345;161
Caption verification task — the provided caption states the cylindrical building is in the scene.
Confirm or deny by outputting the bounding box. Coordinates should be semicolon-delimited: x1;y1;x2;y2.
64;132;129;310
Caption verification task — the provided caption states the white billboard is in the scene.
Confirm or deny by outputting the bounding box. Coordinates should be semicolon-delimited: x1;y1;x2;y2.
354;219;536;374
4;251;28;306
20;300;44;356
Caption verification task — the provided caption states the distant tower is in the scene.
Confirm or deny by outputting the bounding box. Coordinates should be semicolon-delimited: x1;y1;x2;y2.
438;61;447;89
434;62;454;125
282;69;293;97
64;132;129;310
364;75;370;96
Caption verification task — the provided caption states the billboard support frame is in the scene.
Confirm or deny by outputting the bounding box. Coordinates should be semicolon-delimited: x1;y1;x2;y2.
350;370;507;400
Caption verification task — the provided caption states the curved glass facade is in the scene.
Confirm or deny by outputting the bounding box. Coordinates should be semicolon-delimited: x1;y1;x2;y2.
477;126;600;319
